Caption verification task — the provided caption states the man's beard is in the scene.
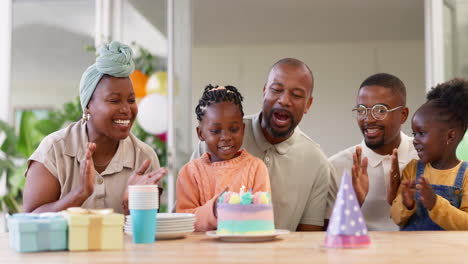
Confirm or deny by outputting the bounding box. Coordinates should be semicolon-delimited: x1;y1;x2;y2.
265;108;297;138
364;137;385;150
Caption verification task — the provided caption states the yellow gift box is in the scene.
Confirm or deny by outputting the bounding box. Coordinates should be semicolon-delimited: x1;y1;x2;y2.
62;208;124;251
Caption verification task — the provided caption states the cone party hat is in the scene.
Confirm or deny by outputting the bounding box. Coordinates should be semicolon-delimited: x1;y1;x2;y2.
325;171;371;248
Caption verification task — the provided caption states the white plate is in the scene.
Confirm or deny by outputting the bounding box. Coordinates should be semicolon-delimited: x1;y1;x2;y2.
127;219;195;224
158;226;194;231
157;222;195;227
126;213;195;219
157;213;195;220
157;228;194;234
124;230;194;240
158;217;195;221
124;226;194;232
125;223;194;229
124;228;194;233
205;229;290;242
158;227;195;233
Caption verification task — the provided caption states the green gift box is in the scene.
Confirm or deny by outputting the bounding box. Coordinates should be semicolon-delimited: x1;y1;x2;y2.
7;213;68;252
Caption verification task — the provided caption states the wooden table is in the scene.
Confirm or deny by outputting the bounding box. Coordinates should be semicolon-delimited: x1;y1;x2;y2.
0;231;466;263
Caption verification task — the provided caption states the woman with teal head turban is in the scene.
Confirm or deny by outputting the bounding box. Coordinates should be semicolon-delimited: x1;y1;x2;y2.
23;41;166;214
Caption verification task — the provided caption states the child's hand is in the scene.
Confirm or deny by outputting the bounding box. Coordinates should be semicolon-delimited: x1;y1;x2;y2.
387;148;401;205
417;177;437;210
351;146;369;206
213;187;229;218
401;179;416;210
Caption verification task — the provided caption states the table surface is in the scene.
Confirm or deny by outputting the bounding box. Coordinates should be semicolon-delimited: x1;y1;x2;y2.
0;231;466;263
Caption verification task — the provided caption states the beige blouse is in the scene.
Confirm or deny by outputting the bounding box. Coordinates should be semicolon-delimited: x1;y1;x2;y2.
27;120;160;214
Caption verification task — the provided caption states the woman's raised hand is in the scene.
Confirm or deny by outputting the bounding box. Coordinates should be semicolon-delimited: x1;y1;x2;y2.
126;159;167;186
122;160;167;214
78;142;96;199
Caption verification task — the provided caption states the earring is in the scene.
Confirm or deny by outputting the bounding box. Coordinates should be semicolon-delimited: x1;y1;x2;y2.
82;112;90;121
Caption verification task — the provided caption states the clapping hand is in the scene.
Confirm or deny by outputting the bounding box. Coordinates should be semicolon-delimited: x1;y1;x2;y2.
78;142;96;198
213;187;229;218
387;148;401;205
352;146;369;206
122;160;167;214
417;177;437;210
126;160;167;186
401;179;416;210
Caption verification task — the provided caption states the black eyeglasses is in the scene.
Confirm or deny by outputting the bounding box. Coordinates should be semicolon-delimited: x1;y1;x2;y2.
352;104;403;120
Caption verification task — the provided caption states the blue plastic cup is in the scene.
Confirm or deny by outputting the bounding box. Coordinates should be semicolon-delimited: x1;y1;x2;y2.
130;209;158;244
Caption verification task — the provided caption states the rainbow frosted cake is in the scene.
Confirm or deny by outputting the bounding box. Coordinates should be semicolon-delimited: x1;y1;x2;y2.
217;190;275;235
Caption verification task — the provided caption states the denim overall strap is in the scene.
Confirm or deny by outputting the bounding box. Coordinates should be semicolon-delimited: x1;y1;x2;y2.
402;161;466;231
415;160;425;181
453;161;468;189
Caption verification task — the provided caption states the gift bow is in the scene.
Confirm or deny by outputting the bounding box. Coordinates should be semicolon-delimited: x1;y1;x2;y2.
66;207;114;215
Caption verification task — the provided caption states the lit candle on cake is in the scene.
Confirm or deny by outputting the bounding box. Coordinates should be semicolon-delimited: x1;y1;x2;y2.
240;185;246;195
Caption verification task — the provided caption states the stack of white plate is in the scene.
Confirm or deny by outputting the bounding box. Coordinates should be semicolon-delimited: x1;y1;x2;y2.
125;213;195;240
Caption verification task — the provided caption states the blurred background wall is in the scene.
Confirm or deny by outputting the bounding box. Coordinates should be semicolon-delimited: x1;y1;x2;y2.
9;0;468;157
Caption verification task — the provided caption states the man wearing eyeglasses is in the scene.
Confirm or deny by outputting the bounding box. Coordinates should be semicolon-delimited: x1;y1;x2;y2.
326;73;418;231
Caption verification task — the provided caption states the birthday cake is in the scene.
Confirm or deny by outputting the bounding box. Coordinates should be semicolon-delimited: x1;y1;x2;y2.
216;190;275;235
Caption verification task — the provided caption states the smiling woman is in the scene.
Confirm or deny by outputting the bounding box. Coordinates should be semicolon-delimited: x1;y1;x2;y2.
22;41;167;214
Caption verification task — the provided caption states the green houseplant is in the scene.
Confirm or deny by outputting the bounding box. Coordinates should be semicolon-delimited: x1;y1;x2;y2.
0;119;23;214
0;99;83;214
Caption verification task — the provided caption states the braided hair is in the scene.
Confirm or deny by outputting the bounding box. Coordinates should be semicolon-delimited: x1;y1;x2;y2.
426;78;468;133
195;84;244;121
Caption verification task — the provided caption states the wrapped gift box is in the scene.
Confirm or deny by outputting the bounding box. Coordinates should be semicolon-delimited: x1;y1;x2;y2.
7;213;68;252
62;208;124;251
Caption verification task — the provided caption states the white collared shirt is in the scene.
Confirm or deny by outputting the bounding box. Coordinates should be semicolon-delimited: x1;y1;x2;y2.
327;132;418;231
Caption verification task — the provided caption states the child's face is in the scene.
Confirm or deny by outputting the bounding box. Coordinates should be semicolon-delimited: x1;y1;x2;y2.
411;107;447;164
197;101;245;162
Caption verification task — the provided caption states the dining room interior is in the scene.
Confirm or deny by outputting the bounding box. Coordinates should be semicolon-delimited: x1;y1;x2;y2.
0;0;468;262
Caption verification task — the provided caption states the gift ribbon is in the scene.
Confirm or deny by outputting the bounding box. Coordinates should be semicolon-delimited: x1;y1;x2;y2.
37;222;50;250
66;208;113;250
13;213;62;251
88;216;101;250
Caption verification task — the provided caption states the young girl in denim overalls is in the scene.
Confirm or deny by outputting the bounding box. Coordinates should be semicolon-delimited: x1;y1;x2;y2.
390;79;468;230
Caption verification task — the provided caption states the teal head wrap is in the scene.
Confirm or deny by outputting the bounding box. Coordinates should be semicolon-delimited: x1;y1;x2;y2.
79;41;135;111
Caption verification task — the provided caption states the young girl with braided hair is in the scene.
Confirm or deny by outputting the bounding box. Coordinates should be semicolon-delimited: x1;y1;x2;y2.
176;85;271;231
390;78;468;230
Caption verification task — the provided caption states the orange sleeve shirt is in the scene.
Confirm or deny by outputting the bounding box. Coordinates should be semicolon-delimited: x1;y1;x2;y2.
176;149;271;231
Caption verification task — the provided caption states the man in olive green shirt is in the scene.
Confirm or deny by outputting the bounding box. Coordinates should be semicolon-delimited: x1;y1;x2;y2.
191;58;334;231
